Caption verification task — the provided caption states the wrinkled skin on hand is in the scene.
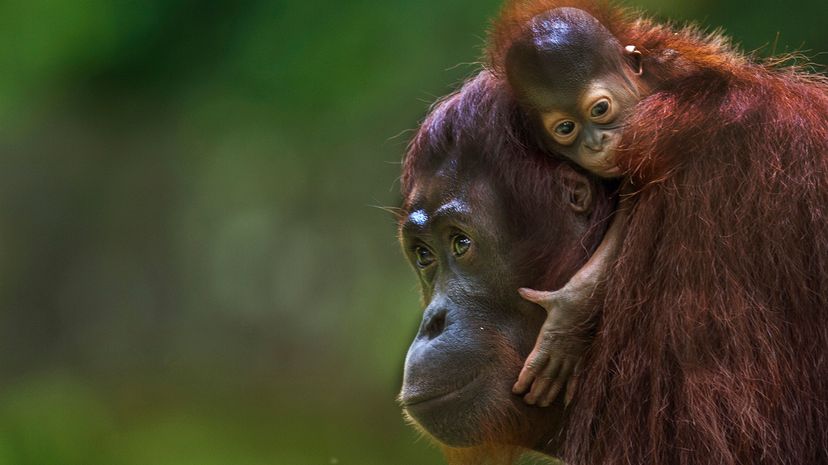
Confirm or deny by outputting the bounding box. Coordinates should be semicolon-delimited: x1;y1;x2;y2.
513;287;589;407
513;201;627;407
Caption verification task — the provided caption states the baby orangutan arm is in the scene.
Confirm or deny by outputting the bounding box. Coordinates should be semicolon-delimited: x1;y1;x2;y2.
513;203;629;407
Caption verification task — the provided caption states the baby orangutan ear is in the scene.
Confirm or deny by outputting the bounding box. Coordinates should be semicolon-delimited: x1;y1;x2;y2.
625;45;643;75
560;165;593;214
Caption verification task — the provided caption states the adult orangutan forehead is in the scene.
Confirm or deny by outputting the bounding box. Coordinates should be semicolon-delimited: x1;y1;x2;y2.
506;7;623;106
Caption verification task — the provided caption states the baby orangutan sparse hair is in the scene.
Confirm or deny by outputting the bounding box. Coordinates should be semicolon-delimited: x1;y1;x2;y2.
505;7;647;178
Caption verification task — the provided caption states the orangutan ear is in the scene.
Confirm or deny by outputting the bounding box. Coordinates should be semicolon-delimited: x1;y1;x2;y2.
560;166;593;214
625;45;643;75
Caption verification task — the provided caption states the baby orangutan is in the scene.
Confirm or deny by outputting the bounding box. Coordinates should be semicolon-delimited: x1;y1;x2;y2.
504;7;654;406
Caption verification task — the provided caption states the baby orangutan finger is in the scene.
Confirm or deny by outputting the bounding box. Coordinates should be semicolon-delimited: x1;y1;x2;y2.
539;361;574;407
513;347;549;394
523;377;549;405
524;360;561;405
516;350;551;398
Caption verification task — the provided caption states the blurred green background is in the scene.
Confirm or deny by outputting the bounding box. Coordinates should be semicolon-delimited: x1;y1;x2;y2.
0;1;824;464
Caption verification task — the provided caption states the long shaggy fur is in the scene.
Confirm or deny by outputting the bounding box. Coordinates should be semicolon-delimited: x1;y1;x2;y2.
401;71;615;465
490;1;828;465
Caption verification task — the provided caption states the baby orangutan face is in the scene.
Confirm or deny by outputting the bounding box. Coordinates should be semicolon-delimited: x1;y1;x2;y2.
504;7;646;178
538;68;642;178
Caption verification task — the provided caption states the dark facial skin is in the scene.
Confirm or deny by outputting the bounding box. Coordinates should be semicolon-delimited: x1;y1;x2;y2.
398;164;596;451
506;7;648;177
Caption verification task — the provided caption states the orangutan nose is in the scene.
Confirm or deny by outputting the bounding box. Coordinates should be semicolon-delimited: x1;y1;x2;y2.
585;131;606;152
420;305;448;340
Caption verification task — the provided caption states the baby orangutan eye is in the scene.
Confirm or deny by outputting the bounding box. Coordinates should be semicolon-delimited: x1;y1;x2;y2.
590;99;610;117
414;246;435;268
555;121;576;135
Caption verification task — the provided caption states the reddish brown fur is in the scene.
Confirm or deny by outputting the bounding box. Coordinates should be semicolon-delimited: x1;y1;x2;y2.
401;71;615;464
488;2;828;465
401;72;615;293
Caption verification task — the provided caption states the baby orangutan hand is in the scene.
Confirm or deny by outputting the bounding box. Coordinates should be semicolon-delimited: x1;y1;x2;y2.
513;287;587;408
512;199;627;408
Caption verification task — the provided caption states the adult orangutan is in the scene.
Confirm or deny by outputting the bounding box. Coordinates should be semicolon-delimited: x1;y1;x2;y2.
398;1;828;465
398;70;614;463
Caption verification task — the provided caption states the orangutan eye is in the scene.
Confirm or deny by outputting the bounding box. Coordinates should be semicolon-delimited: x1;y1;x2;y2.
414;246;435;268
555;121;576;135
451;234;471;257
590;99;610;117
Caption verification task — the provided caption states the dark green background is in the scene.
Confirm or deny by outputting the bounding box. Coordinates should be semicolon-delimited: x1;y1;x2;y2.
0;1;824;464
